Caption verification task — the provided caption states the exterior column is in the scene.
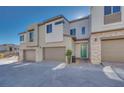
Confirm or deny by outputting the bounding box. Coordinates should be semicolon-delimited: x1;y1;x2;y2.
36;47;43;62
90;34;101;64
19;49;24;62
64;36;74;63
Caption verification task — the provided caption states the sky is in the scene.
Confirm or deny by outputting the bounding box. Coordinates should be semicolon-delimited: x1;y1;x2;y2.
0;6;90;45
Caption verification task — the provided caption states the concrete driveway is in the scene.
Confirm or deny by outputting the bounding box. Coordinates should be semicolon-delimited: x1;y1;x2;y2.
0;61;124;87
103;62;124;81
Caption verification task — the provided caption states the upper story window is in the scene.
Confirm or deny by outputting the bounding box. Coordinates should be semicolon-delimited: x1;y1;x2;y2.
46;24;52;33
70;28;76;36
20;35;24;42
82;27;85;34
113;6;121;13
29;31;34;42
55;20;64;25
104;6;121;15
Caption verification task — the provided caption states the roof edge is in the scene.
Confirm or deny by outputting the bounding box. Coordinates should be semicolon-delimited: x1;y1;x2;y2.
18;31;26;35
69;15;90;23
38;15;69;26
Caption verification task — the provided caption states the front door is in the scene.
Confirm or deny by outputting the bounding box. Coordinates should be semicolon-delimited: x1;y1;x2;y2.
80;44;88;59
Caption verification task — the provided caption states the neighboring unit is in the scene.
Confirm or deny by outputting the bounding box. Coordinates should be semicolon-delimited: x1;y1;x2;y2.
0;44;19;57
91;6;124;64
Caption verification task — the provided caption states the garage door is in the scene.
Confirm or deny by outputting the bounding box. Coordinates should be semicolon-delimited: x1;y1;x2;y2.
24;50;36;61
101;39;124;62
44;47;65;62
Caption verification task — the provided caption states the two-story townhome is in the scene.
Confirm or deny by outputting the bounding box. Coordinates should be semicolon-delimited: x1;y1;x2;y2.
19;15;90;62
90;6;124;64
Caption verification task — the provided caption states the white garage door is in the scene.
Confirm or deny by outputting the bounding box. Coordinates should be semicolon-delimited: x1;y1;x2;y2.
101;39;124;62
24;50;36;62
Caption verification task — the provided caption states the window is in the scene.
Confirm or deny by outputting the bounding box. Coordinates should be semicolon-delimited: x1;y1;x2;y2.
55;20;64;25
46;24;52;33
29;31;34;42
20;35;24;42
9;47;12;52
113;6;120;13
14;48;17;51
104;6;121;15
70;28;76;36
104;6;111;15
82;27;85;34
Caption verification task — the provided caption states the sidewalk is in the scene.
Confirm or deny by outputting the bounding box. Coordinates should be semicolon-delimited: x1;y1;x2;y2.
0;56;18;65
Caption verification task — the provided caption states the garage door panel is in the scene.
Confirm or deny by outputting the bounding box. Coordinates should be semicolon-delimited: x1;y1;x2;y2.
24;50;36;61
44;47;65;62
102;39;124;62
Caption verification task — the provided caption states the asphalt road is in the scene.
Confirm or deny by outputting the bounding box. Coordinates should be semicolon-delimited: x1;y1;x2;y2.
0;61;124;87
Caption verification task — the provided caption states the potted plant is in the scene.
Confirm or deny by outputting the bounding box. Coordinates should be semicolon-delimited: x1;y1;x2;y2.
66;49;72;64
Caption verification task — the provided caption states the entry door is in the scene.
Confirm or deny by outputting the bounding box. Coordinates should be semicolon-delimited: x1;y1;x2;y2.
80;44;88;59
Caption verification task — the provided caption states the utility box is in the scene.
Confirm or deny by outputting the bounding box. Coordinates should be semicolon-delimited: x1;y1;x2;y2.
72;56;76;63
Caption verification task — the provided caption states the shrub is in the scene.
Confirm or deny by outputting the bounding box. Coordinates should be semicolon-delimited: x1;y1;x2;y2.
66;49;72;64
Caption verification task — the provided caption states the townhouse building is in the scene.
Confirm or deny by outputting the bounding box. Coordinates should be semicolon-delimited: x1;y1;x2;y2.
19;15;90;62
19;6;124;64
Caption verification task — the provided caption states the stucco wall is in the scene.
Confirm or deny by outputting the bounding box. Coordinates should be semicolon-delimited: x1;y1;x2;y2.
70;18;90;39
39;24;65;47
44;18;64;43
63;19;70;35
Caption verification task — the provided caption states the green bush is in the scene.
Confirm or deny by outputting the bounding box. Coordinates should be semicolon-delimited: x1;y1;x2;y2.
66;49;72;64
